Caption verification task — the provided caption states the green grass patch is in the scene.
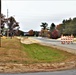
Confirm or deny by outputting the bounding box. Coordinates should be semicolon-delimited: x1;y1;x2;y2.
23;43;74;63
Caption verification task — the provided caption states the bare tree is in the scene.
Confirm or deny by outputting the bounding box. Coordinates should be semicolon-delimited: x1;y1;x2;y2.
6;16;19;38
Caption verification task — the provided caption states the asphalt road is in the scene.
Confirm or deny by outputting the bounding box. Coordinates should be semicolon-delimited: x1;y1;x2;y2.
0;69;76;75
33;37;76;50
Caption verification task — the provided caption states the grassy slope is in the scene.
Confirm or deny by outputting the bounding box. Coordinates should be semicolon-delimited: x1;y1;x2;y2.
0;37;76;64
23;43;75;63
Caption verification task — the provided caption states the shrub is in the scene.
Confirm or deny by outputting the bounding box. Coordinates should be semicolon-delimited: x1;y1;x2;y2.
51;29;59;39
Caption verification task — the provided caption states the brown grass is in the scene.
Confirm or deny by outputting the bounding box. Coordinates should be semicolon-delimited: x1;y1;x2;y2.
0;37;29;64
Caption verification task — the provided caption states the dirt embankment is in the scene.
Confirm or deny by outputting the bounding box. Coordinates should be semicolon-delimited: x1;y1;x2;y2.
0;61;76;73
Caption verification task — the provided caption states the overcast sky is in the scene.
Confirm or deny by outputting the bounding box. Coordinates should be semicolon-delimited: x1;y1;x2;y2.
2;0;76;32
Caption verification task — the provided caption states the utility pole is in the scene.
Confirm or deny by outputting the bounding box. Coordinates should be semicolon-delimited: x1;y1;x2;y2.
7;9;9;38
7;9;8;18
0;0;2;47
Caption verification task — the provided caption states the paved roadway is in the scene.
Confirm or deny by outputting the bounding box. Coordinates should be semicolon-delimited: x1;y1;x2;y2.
0;69;76;75
33;37;76;50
